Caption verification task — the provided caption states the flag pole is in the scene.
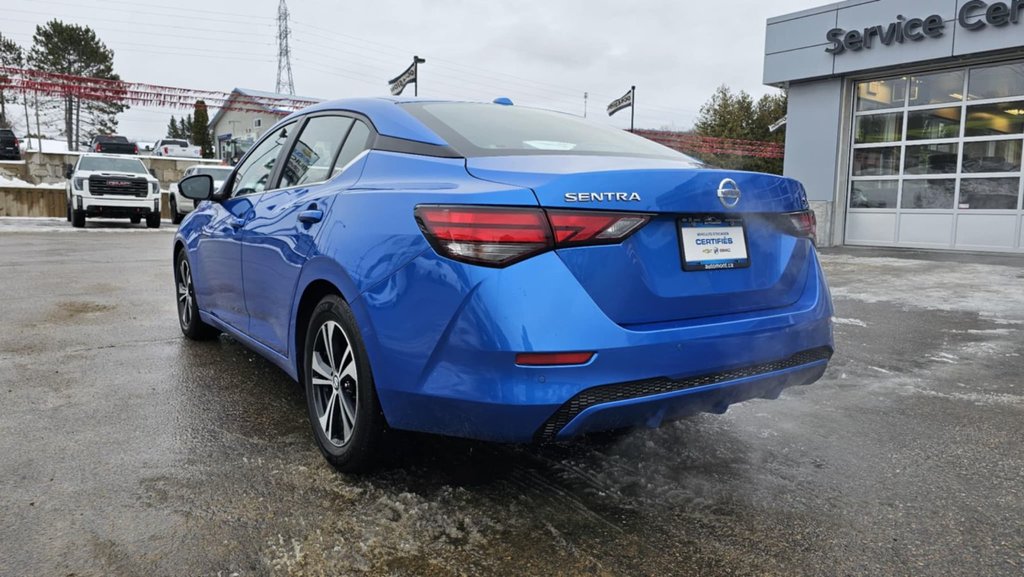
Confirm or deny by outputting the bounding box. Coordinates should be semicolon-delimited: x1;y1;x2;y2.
630;86;635;133
413;55;426;97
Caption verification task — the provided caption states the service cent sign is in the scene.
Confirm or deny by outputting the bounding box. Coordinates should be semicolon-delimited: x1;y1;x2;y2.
826;0;1024;55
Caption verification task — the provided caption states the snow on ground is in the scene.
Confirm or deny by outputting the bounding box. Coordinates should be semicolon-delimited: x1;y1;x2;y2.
0;174;64;189
822;252;1024;323
0;217;176;232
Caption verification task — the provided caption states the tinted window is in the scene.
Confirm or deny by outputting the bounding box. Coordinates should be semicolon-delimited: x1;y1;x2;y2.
332;121;372;178
280;116;354;188
163;140;189;147
402;103;700;162
78;157;147;173
231;122;294;196
96;136;129;143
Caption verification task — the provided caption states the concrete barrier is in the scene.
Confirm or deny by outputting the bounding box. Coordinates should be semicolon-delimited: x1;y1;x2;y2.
0;187;175;218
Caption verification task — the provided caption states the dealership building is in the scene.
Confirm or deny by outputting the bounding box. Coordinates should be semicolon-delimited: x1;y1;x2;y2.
765;0;1024;253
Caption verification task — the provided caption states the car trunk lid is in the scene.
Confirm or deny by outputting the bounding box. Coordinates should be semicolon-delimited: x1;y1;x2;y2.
466;155;814;325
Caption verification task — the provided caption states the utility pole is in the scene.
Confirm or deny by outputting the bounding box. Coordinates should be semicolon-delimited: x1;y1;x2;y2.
630;86;636;133
584;92;588;118
275;0;295;95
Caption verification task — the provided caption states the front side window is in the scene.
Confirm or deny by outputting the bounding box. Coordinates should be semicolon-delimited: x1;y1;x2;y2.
231;122;294;196
280;116;354;189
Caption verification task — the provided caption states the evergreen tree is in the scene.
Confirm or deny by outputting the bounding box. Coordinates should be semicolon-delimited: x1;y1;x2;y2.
177;116;191;140
693;85;787;174
167;115;179;138
28;20;128;149
0;32;25;130
192;100;213;158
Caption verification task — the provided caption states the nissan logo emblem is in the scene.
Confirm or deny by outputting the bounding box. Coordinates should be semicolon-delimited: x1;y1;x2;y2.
717;178;741;209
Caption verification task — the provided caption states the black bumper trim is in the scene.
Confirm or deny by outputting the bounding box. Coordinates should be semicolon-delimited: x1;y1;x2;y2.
533;346;834;442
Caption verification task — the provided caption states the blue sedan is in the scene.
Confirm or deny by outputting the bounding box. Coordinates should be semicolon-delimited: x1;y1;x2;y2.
174;98;834;472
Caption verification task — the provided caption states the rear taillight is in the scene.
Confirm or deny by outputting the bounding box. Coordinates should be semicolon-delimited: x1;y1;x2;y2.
415;205;650;267
133;144;139;154
96;144;103;152
546;210;650;248
786;210;817;244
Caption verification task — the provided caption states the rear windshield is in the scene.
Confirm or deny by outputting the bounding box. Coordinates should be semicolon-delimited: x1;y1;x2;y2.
163;140;189;147
79;157;147;173
402;102;701;163
96;136;129;143
194;167;232;178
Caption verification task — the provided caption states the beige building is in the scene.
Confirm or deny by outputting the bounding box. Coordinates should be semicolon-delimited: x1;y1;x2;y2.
209;88;321;163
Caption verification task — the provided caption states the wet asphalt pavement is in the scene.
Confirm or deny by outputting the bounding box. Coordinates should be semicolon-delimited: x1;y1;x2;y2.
1;218;1022;577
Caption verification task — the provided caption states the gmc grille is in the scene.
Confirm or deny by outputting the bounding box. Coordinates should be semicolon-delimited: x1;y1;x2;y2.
88;176;148;197
534;347;834;442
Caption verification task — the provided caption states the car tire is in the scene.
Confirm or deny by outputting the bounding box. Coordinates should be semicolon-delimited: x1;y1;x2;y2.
66;200;71;222
146;213;161;228
174;247;219;341
304;295;386;473
170;198;183;225
130;216;142;224
71;210;85;228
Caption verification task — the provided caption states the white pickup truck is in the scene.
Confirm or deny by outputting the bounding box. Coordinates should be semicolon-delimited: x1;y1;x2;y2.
65;154;162;228
152;138;202;158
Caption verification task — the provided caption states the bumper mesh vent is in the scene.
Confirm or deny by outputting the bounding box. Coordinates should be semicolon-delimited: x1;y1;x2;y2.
534;347;833;442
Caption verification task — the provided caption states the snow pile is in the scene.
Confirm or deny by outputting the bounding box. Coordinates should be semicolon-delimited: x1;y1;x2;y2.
0;174;64;190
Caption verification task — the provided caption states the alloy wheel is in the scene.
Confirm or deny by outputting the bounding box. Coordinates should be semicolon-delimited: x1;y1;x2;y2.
177;258;194;328
310;320;359;447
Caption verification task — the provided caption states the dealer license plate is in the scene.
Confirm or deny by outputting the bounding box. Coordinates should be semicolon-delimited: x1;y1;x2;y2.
679;216;750;272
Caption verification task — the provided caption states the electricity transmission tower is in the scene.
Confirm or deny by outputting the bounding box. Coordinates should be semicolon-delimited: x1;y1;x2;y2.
276;0;295;95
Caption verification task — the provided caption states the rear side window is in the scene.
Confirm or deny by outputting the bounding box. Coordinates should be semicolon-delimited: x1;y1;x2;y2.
332;121;372;178
279;116;354;188
231;122;295;196
402;102;701;163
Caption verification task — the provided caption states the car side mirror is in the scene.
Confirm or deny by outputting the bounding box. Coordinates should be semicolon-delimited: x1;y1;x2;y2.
179;174;214;201
65;164;74;179
149;168;157;177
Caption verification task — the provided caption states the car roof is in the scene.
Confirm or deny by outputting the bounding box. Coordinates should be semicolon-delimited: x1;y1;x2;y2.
280;97;484;147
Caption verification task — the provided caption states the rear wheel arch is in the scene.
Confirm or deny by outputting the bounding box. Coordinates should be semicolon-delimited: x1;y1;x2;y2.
294;279;346;383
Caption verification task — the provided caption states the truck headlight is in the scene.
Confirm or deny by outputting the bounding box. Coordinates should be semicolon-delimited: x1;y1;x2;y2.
73;177;85;190
151;182;160;195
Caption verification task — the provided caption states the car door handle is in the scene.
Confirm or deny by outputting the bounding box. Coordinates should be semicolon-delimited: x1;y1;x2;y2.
229;217;246;229
298;209;324;224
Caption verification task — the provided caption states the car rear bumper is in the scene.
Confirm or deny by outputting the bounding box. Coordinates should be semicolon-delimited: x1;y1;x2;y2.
359;246;835;443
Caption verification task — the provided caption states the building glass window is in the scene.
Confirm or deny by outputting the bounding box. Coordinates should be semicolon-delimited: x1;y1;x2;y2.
959;178;1021;210
850;181;899;209
854;112;903;143
901;180;955;209
905;143;959;175
964;102;1024;137
850;62;1024;215
909;71;965;106
967;63;1024;101
906;108;961;140
856;77;907;111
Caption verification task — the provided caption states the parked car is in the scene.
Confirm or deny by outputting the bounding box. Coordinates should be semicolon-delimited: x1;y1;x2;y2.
173;98;834;472
0;128;21;160
89;135;138;155
66;154;161;228
153;138;201;158
169;164;232;224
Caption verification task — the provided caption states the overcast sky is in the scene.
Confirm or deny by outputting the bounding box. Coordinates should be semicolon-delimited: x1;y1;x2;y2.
5;0;826;140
